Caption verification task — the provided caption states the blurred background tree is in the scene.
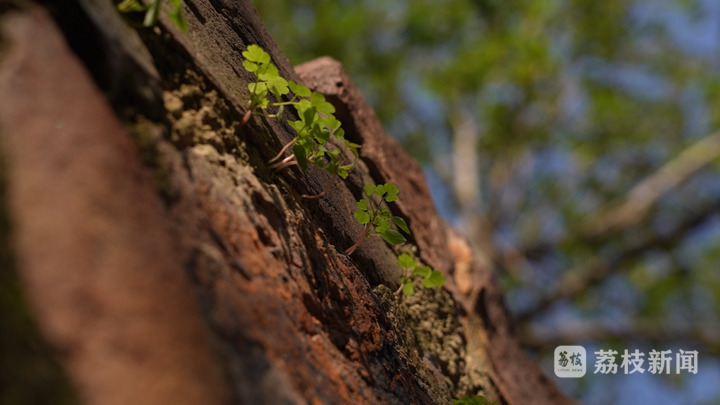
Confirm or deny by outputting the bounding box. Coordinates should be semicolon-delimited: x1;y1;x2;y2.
253;0;720;403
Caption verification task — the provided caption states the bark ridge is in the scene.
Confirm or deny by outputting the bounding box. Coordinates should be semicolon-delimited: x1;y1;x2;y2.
0;1;574;404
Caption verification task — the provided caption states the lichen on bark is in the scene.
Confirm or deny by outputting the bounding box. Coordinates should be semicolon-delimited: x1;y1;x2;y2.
374;283;498;403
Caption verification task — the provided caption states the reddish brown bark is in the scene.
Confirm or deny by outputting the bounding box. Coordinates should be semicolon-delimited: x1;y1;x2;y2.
0;1;575;404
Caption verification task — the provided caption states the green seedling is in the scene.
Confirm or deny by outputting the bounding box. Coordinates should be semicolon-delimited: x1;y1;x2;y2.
395;253;446;296
345;183;410;255
241;45;359;195
117;0;188;32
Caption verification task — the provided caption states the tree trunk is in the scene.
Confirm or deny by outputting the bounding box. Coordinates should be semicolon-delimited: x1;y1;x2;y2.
0;1;575;404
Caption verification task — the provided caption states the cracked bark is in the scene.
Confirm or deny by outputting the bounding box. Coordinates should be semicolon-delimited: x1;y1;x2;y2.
0;1;575;404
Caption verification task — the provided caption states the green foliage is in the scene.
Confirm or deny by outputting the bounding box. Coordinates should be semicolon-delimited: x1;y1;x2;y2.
117;0;188;32
242;44;287;110
346;182;412;255
241;45;359;178
354;183;410;245
166;0;187;31
451;395;499;405
254;3;720;402
397;253;445;297
255;0;720;340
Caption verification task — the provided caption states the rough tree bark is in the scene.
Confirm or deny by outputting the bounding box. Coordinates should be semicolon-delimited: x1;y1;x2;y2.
0;1;575;404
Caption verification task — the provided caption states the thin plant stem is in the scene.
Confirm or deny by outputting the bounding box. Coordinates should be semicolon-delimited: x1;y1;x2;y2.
394;267;410;295
268;138;296;164
240;109;252;126
269;155;297;170
344;222;372;256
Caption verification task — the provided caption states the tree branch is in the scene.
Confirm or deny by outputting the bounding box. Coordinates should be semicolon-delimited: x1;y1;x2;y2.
517;130;720;260
585;130;720;238
515;202;720;323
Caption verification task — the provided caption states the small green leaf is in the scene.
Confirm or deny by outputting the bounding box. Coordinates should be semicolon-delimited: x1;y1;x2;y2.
402;281;414;297
142;0;161;27
288;119;305;132
423;270;446;288
320;115;341;130
385;183;399;201
243;44;271;64
375;218;390;233
364;184;376;196
303;106;317;125
248;82;268;98
392;216;410;234
168;3;188;32
381;229;406;245
356;199;368;210
346;141;361;157
292;144;307;169
315;128;331;144
257;63;280;81
293;99;312;115
398;253;416;269
385;183;399;195
354;210;370;225
289;81;312;97
266;76;289;97
374;184;387;196
414;265;431;278
310;92;335;114
314;154;328;169
276;105;284;120
243;60;259;72
117;0;146;12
